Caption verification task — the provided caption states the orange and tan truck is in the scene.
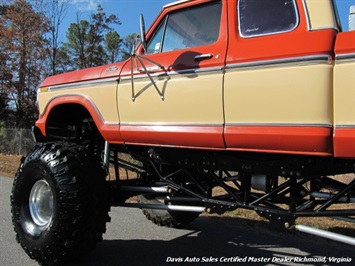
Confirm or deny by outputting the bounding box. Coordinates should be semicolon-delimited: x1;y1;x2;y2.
11;0;355;264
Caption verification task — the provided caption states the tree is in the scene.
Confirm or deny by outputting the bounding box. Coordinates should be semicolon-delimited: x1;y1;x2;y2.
121;33;138;60
64;17;91;70
0;0;48;128
55;45;73;73
45;0;68;75
0;4;6;15
0;90;9;125
0;49;11;125
87;5;121;66
105;31;121;63
61;5;121;70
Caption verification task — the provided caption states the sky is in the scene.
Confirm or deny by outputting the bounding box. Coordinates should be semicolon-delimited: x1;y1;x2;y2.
61;0;172;40
61;0;355;41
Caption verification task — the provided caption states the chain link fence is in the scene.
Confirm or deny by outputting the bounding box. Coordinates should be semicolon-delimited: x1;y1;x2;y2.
0;128;35;155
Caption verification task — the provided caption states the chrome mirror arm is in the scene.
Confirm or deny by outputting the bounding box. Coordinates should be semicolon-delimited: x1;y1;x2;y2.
130;35;166;102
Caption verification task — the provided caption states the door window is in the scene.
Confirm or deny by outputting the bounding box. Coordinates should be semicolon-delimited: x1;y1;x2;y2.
146;1;222;54
238;0;299;38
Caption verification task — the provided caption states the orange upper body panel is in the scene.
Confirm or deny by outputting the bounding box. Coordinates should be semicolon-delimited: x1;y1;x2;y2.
335;31;355;55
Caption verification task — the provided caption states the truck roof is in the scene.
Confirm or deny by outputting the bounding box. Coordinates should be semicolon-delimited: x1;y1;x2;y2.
163;0;190;9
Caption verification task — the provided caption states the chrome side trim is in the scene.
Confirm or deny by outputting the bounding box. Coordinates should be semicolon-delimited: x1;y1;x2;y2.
335;125;355;129
120;122;224;127
120;122;332;128
226;54;331;71
45;77;119;91
336;53;355;61
225;123;333;128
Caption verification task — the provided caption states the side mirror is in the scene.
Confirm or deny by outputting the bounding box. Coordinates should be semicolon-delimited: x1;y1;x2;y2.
140;14;147;51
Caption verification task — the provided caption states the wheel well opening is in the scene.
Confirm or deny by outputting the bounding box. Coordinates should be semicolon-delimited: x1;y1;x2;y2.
46;104;99;141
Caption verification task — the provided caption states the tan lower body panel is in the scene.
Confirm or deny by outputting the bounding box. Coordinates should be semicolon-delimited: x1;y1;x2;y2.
118;71;225;148
224;63;333;155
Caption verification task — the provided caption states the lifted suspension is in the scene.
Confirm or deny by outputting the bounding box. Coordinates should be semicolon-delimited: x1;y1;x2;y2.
106;144;355;243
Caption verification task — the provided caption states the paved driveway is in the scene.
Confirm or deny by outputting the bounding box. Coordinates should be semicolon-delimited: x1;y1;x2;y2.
1;176;354;265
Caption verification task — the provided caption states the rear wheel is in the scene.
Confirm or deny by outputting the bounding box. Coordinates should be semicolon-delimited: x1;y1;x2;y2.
11;142;110;265
138;193;200;227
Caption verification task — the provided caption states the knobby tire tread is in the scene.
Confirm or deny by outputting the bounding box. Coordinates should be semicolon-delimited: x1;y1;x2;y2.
11;142;110;265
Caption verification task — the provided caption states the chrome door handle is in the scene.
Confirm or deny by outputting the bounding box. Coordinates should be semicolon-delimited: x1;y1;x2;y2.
194;54;213;61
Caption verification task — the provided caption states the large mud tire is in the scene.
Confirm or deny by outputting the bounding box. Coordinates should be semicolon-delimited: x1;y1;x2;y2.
137;193;200;228
11;142;110;265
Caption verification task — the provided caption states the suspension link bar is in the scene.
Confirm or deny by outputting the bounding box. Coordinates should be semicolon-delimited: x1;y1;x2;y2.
119;186;169;193
295;224;355;246
250;179;293;206
147;161;205;200
210;172;243;204
116;202;206;213
316;179;355;212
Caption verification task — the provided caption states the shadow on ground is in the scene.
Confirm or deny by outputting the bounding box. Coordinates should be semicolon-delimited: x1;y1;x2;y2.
62;215;354;266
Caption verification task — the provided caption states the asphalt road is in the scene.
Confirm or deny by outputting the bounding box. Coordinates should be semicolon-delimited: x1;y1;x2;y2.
1;175;354;266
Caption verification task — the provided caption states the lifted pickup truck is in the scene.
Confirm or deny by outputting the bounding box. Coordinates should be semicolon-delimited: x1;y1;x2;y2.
11;0;355;264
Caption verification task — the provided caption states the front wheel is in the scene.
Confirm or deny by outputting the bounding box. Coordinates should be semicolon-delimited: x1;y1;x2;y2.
11;142;110;265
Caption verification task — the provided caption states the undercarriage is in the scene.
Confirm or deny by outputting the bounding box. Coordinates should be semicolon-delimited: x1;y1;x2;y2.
13;138;355;266
12;138;355;266
109;144;355;235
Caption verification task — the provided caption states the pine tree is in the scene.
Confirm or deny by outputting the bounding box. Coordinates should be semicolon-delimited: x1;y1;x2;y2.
61;5;121;70
105;31;121;63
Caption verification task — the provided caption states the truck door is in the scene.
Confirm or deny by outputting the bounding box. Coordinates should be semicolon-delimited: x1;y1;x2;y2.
224;0;336;156
118;0;227;149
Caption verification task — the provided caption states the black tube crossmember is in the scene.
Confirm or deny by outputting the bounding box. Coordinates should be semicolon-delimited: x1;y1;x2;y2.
109;147;355;226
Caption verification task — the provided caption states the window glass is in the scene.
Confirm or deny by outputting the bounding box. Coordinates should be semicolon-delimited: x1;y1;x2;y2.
146;18;166;54
146;1;222;54
238;0;299;37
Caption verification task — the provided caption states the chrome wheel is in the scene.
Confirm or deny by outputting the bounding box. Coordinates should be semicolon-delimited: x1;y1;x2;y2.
29;179;53;228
